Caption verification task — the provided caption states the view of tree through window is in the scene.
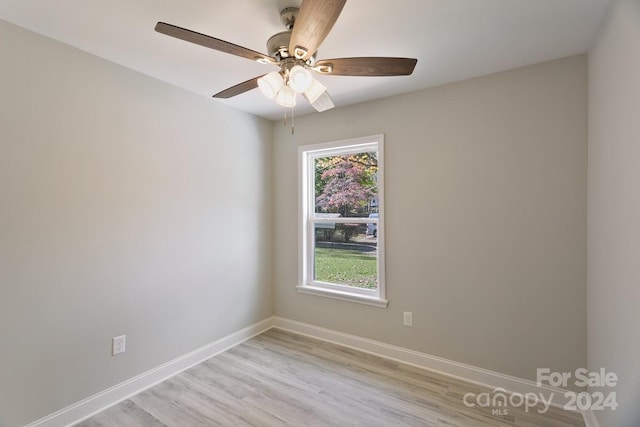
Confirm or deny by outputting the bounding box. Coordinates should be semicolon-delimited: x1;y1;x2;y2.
313;152;379;289
299;136;385;306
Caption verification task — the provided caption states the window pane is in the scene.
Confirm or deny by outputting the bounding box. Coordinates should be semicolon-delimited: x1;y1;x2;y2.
314;151;378;218
313;224;378;289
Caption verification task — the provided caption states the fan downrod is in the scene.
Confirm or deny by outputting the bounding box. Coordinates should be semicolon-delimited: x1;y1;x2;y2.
280;7;298;30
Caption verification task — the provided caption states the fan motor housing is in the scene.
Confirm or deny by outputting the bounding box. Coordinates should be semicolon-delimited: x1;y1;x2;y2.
267;31;292;60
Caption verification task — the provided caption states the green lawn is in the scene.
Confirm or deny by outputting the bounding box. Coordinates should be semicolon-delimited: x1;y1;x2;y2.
314;247;377;289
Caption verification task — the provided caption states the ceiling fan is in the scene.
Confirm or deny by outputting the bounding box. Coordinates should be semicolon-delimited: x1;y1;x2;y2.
155;0;417;113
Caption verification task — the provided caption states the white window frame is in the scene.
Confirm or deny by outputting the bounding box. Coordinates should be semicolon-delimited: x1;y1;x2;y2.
298;134;387;308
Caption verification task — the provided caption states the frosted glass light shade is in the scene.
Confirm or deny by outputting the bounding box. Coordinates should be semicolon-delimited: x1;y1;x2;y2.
288;65;313;93
258;71;284;99
304;78;326;103
276;85;296;107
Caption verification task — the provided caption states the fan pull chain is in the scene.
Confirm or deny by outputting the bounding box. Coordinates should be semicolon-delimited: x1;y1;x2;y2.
281;105;295;134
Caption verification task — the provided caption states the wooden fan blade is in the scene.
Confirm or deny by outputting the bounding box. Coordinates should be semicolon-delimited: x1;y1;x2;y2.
155;22;273;64
289;0;346;61
315;57;418;76
213;76;263;99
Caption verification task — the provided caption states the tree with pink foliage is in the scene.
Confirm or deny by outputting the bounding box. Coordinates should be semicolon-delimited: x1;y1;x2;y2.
315;153;377;217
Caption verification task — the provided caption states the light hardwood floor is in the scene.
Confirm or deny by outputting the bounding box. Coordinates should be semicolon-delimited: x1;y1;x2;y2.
76;329;585;426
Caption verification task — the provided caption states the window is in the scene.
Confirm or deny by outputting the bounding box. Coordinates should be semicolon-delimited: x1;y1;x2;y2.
298;134;387;308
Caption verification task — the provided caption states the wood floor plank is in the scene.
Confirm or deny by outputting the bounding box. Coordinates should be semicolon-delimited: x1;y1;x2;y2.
78;399;167;427
75;329;585;427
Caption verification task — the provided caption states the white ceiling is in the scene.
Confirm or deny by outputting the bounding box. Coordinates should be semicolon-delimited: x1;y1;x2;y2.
0;0;611;120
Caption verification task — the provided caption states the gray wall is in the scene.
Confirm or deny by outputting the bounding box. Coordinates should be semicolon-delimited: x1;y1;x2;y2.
273;55;588;384
588;1;640;426
0;20;273;427
0;14;596;426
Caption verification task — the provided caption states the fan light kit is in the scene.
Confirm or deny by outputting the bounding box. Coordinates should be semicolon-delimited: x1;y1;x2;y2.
155;0;417;132
257;65;323;109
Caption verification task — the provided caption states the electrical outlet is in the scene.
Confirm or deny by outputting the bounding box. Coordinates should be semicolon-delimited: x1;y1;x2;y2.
403;311;413;327
112;335;126;356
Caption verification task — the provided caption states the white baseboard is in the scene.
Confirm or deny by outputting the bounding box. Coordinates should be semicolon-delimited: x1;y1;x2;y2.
27;315;592;427
25;317;275;427
272;317;578;410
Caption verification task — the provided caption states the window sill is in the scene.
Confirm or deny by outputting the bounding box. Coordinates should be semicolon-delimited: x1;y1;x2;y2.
296;285;389;308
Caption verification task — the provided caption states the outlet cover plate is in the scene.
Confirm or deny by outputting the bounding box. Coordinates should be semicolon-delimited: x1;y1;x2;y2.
403;312;413;327
112;335;126;356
